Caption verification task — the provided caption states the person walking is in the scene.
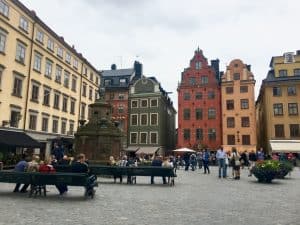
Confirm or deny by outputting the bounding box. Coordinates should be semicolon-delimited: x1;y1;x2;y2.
203;149;210;174
216;146;226;178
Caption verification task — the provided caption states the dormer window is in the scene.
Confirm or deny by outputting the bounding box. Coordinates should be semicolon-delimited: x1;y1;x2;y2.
284;52;295;63
104;79;111;86
279;69;287;77
195;61;202;70
120;78;126;86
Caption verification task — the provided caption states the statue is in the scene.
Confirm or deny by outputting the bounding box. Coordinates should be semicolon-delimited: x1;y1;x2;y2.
98;87;105;101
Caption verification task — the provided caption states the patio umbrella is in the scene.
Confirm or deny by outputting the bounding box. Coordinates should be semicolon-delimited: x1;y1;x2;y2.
172;148;196;153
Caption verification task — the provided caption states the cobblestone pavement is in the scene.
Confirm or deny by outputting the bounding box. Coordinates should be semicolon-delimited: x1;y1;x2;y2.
0;167;299;225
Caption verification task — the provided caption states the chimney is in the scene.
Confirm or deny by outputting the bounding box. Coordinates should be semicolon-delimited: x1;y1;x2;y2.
134;61;142;78
211;59;220;81
111;64;117;70
246;64;251;71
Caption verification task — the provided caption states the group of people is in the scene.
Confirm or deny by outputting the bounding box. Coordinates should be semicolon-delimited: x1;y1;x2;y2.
13;153;88;195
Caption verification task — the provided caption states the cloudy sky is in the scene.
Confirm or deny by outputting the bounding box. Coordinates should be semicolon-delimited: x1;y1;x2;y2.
22;0;300;110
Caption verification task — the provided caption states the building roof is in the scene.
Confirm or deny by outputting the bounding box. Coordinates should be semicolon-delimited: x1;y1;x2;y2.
102;69;135;77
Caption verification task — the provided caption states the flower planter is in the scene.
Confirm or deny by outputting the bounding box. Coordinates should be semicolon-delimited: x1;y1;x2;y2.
275;161;293;179
252;160;280;183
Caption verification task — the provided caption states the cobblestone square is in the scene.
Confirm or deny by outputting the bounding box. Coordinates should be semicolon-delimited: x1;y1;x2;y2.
0;167;299;225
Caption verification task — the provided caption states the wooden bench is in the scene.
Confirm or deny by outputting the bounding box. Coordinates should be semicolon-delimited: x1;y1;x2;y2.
0;171;97;198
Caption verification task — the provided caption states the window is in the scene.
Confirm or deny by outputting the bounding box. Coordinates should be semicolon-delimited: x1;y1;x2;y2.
294;68;300;76
140;114;148;126
275;124;284;137
208;128;216;140
43;89;50;106
227;117;235;128
196;128;203;140
41;117;48;132
273;103;283;116
45;59;52;78
118;105;124;113
118;94;125;100
140;132;147;144
131;114;138;126
273;87;281;96
0;0;9;17
33;52;42;72
64;71;70;88
195;108;202;120
29;114;37;130
52;119;58;133
208;91;215;99
53;92;60;109
287;86;296;96
288;103;298;115
241;117;250;127
201;76;208;84
69;122;74;135
208;108;216;119
284;52;294;63
226;87;233;94
140;99;148;108
73;59;78;69
36;30;44;43
16;42;26;63
130;132;138;144
57;46;63;58
227;135;235;145
12;76;23;97
195;61;202;70
70;99;75;114
240;86;248;93
62;96;68;112
150;113;158;125
47;39;54;51
241;99;249;109
95;90;98;101
104;79;111;86
279;69;287;77
90;72;94;82
71;76;77;91
80;103;86;119
195;92;202;100
183;109;190;120
290;124;300;137
131;100;138;108
31;84;39;102
226;100;234;110
150;132;158;144
189;77;196;85
233;73;240;80
96;77;99;85
61;121;67;134
10;110;21;128
0;28;7;53
55;65;62;83
184;92;190;100
82;83;87;97
183;129;190;140
66;52;71;64
84;67;88;76
0;66;2;89
119;78;126;86
19;16;28;31
242;135;250;145
89;87;93;100
150;99;158;107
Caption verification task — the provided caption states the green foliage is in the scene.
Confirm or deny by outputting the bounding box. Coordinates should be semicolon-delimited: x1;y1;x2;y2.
252;160;280;183
276;161;294;179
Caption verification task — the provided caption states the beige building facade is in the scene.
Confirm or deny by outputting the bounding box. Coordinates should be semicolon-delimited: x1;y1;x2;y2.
256;51;300;154
0;0;100;157
221;59;256;153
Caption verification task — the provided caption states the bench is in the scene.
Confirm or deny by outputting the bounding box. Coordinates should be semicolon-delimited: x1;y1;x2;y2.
0;171;97;198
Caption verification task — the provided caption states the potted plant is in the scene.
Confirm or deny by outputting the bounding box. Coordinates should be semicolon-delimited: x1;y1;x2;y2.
276;161;294;179
252;160;280;183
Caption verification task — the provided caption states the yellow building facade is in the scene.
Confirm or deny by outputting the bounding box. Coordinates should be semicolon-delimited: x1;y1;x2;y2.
221;59;256;153
256;51;300;154
0;0;100;157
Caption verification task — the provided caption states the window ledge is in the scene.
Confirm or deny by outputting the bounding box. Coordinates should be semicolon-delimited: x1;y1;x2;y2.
11;93;22;98
30;99;39;104
33;68;41;74
15;59;26;66
44;75;52;80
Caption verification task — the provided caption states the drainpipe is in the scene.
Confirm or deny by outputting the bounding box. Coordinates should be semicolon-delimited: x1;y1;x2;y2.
77;61;83;127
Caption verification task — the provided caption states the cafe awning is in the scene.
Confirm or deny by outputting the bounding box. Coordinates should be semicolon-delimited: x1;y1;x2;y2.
136;147;159;155
123;146;140;152
0;130;41;148
270;140;300;153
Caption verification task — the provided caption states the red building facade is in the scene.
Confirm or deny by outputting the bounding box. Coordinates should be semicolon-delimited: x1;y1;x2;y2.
177;49;222;150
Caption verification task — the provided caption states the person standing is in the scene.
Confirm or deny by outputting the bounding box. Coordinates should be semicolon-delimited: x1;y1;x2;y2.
203;149;210;174
183;152;190;171
232;148;241;180
257;147;265;161
196;151;203;169
216;146;226;178
248;150;257;177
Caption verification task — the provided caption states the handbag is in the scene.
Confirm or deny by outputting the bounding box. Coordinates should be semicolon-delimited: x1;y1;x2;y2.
235;160;241;166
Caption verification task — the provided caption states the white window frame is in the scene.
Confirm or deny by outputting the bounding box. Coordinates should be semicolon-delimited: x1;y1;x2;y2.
140;132;148;144
73;58;78;69
131;114;138;126
140;113;148;126
31;83;40;102
19;16;28;32
45;59;52;78
140;99;148;108
130;132;138;144
150;132;158;144
52;118;59;133
36;30;44;43
150;98;158;107
0;28;7;53
43;88;50;106
33;52;42;72
66;52;71;64
47;38;54;51
16;42;26;63
195;61;202;70
0;66;4;90
41;117;49;132
131;100;138;108
64;71;70;88
57;46;63;58
55;65;62;83
29;113;37;130
12;72;24;97
150;113;158;126
61;120;67;134
71;75;77;91
0;0;9;17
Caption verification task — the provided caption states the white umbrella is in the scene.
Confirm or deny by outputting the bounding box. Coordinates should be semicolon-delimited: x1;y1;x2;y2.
173;147;196;153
